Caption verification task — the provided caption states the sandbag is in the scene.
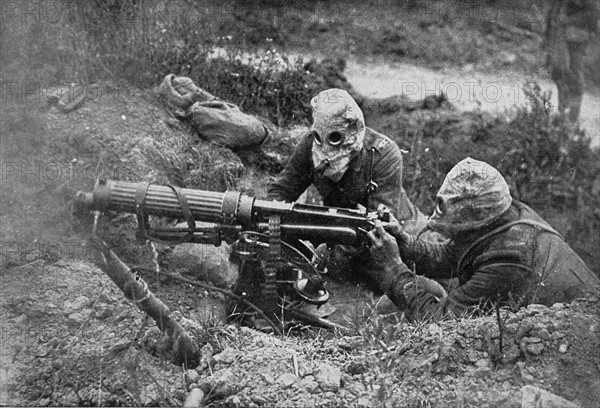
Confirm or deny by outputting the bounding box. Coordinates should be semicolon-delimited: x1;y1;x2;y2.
187;100;270;150
158;74;216;110
158;74;270;150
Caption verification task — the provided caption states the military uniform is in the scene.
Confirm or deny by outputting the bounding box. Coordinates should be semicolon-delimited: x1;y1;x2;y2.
387;201;599;320
366;158;599;321
269;127;426;290
545;0;599;121
268;127;423;227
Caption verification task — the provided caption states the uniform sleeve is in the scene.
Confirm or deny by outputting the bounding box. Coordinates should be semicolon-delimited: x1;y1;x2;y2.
367;142;405;216
403;248;532;321
267;135;313;202
399;235;457;279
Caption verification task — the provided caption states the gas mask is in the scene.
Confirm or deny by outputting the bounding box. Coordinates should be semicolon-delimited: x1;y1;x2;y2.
426;158;512;238
310;89;366;182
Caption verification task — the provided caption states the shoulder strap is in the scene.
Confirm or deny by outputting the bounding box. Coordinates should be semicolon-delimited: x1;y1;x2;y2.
363;147;378;208
456;219;563;271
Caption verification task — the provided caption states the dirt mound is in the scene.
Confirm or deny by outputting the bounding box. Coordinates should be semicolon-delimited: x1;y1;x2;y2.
2;259;598;407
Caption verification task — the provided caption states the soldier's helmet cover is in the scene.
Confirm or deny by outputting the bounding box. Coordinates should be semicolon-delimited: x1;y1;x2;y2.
310;89;366;182
427;158;512;236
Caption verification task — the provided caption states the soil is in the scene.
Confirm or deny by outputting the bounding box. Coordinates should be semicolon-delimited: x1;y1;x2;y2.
1;259;599;407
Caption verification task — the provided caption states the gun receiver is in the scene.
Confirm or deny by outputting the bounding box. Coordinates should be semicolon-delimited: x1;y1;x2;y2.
74;179;382;246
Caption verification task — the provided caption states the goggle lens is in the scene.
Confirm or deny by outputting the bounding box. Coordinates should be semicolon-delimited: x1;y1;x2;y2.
327;131;344;146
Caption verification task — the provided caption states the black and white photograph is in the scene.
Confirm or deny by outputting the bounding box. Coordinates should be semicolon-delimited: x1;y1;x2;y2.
1;1;599;406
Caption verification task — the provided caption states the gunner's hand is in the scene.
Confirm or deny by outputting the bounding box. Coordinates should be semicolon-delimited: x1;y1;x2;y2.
366;220;412;295
376;204;405;241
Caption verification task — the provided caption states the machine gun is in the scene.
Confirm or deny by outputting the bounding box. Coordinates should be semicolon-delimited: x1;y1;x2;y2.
74;179;388;332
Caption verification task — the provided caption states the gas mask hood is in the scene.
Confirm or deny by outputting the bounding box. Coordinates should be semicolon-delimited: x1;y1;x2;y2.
309;89;366;182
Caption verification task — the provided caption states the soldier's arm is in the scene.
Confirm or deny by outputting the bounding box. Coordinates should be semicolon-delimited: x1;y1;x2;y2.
267;134;313;202
403;249;531;321
395;233;457;278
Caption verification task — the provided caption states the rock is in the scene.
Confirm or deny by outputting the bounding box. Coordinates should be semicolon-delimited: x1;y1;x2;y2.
140;384;161;406
338;336;365;351
526;342;545;355
197;369;240;398
428;323;442;336
551;302;565;310
472;358;493;378
521;385;580;408
37;398;50;406
501;344;521;364
346;360;369;375
475;358;493;369
277;373;297;389
315;364;342;392
67;312;86;324
251;395;268;405
227;395;242;406
94;306;112;320
213;347;240;365
260;371;275;385
525;304;548;315
97;292;117;304
517;362;536;383
299;375;319;394
184;369;200;385
110;340;130;354
356;396;372;408
12;314;28;324
165;230;237;288
558;343;568;353
44;290;60;299
183;388;204;407
536;329;552;341
66;295;91;310
25;304;47;318
467;350;479;363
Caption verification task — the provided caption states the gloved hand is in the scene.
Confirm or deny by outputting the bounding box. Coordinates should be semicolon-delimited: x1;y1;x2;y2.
366;220;414;306
376;204;411;246
376;204;401;234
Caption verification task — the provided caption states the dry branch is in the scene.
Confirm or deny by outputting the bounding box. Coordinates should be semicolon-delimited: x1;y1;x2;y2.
89;237;200;368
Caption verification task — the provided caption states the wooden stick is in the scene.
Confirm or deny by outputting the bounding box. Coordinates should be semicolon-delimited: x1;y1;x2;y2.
90;237;200;368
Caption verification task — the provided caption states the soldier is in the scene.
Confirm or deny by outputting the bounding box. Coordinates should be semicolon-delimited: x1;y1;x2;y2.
366;158;599;321
545;0;599;121
268;88;426;289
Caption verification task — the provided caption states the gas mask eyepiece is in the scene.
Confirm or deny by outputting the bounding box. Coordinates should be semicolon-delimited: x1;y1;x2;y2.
326;131;344;146
311;130;345;147
434;196;447;217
